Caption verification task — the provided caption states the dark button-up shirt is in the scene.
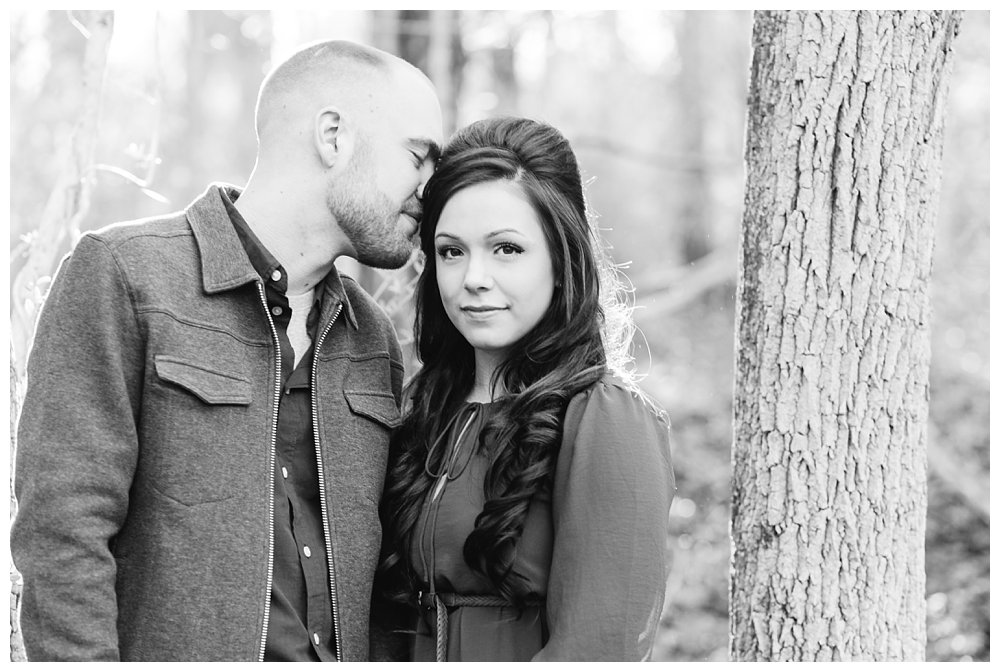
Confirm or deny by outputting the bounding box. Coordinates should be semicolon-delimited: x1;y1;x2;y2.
222;191;337;661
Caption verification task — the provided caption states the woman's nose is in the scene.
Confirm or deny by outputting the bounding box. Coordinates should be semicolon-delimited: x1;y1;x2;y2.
462;256;493;292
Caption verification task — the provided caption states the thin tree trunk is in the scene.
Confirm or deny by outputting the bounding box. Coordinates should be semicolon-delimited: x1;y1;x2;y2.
731;10;961;661
10;10;114;374
425;10;459;136
10;345;26;662
676;11;713;263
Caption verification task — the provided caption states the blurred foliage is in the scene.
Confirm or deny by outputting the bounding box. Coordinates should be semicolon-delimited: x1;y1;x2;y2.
923;10;991;663
7;10;989;661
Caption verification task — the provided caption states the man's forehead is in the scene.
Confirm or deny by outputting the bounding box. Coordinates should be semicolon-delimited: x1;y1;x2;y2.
387;66;444;143
371;99;442;152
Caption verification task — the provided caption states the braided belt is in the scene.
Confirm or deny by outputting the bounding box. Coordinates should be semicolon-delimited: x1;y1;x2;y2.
416;591;543;662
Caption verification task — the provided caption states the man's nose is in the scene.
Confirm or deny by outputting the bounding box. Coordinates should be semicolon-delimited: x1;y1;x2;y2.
416;162;435;200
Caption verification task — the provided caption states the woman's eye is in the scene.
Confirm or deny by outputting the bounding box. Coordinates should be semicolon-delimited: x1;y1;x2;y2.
437;246;461;260
496;243;522;256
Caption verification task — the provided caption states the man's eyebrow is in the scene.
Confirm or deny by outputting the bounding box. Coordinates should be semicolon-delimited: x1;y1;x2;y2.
408;138;441;162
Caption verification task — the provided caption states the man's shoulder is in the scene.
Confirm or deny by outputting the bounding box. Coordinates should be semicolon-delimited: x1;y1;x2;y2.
84;184;234;253
339;274;387;318
84;208;192;251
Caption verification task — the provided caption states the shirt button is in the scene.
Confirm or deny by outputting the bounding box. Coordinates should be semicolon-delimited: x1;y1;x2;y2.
303;545;312;558
312;633;320;646
281;466;288;479
271;269;282;282
271;306;283;316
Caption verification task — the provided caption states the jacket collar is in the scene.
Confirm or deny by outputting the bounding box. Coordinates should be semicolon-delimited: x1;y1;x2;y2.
317;263;359;331
187;183;358;330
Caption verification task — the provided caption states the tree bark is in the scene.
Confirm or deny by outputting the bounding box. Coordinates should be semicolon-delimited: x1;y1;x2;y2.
731;10;961;661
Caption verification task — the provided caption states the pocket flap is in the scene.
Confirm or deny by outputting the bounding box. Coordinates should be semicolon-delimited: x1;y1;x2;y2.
344;390;401;428
154;355;252;405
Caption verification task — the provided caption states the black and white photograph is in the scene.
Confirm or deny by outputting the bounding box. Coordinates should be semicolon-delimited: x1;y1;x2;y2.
5;8;990;662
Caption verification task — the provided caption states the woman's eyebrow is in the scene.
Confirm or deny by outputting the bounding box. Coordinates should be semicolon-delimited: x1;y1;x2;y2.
485;228;523;238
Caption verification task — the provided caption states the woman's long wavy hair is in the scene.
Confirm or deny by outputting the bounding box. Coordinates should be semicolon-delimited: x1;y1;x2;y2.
379;117;633;607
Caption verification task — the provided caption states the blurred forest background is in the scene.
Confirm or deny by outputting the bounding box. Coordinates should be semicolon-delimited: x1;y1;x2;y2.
6;10;990;661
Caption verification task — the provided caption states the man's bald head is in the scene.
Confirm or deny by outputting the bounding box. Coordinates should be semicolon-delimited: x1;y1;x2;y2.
254;40;431;148
238;39;443;272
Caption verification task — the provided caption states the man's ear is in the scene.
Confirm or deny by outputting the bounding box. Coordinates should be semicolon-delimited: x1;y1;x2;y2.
315;107;352;168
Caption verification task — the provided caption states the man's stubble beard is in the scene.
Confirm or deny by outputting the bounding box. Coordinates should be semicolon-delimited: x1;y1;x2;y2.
326;142;418;270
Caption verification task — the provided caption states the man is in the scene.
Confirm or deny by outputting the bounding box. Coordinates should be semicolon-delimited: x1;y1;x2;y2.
11;40;443;661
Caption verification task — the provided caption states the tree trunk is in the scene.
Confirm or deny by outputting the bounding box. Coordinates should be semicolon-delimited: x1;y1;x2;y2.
676;11;713;263
731;10;961;661
10;346;26;662
9;10;115;374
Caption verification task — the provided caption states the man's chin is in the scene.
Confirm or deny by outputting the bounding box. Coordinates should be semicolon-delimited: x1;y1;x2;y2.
358;242;418;270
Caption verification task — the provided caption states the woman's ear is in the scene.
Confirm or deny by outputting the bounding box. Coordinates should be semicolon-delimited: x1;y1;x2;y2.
315;107;353;169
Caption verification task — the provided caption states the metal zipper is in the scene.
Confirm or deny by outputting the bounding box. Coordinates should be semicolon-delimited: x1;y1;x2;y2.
310;302;344;661
256;281;282;662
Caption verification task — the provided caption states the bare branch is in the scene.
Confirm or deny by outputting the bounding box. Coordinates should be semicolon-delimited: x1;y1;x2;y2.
10;10;115;370
92;164;169;203
571;136;739;173
634;245;736;320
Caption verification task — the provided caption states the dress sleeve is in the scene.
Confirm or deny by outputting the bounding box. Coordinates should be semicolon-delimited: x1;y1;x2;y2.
533;379;676;661
11;234;143;661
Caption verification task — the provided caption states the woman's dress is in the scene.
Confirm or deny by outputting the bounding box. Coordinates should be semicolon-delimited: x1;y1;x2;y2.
407;376;675;661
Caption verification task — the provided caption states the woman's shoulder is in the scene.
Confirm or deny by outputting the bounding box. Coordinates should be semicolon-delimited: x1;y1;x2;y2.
565;372;671;430
555;372;675;493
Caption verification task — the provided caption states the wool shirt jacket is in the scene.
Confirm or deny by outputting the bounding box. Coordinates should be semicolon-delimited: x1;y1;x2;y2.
11;184;404;661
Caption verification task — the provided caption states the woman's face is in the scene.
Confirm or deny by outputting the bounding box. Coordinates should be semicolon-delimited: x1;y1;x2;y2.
433;180;555;364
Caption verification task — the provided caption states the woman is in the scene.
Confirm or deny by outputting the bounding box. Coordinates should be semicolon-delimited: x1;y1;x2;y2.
376;117;675;661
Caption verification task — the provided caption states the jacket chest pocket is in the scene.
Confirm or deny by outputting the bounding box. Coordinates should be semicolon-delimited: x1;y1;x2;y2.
155;356;253;404
344;390;401;428
141;355;257;506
